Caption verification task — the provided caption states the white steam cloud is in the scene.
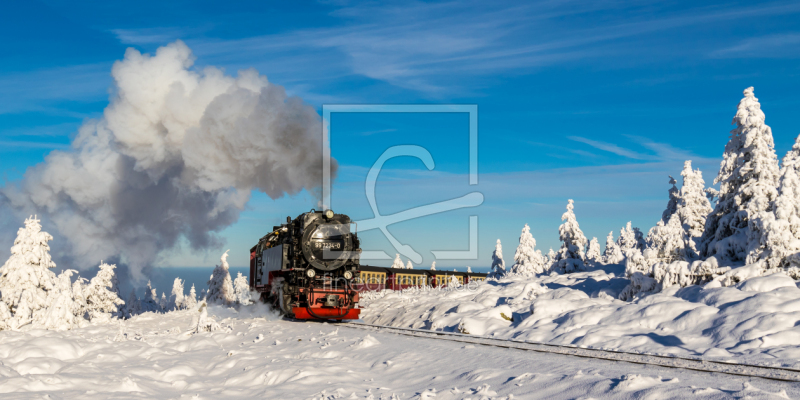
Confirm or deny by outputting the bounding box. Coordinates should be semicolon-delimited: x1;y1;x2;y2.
2;41;333;280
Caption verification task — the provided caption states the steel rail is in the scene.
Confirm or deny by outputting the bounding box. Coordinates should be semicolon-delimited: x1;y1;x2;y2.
338;321;800;383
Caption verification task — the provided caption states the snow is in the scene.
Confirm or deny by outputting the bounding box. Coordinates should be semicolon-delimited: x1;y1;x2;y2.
0;303;795;399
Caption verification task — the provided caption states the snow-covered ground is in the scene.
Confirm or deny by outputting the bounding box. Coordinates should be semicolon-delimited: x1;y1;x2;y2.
360;264;800;368
0;304;796;399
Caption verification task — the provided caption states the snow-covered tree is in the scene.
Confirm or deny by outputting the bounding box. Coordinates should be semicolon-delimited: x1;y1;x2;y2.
391;254;405;269
489;239;506;278
754;134;800;268
125;289;141;318
700;87;780;263
617;222;645;253
643;217;690;264
169;278;185;311
41;269;86;330
554;200;588;273
184;284;198;310
84;263;125;321
192;301;221;333
467;266;472;273
405;260;414;269
233;272;252;305
675;160;713;239
662;176;679;223
140;281;160;313
511;224;546;275
160;293;168;311
585;237;602;264
603;231;624;264
430;261;436;271
207;250;235;305
0;216;58;329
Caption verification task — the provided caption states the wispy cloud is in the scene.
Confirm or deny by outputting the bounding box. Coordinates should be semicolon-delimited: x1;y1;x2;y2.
567;136;651;160
711;33;800;58
0;141;70;150
361;128;398;136
0;63;111;115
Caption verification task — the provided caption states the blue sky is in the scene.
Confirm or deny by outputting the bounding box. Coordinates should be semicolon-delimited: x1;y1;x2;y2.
2;0;800;271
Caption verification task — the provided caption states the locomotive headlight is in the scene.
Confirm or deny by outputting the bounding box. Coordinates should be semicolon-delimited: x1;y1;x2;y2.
325;209;334;219
307;269;316;278
343;270;353;280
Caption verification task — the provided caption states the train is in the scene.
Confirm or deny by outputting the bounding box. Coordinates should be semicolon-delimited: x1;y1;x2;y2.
249;210;487;320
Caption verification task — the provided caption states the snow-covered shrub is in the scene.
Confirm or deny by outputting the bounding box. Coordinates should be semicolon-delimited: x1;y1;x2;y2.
169;278;185;311
191;301;221;333
391;254;405;269
233;272;252;305
0;216;58;329
185;284;198;310
643;216;690;264
623;248;649;278
701;87;780;263
603;231;624;264
84;263;125;321
207;250;235;305
662;175;679;223
553;199;587;273
585;237;602;265
675;160;713;239
511;224;545;276
489;239;505;278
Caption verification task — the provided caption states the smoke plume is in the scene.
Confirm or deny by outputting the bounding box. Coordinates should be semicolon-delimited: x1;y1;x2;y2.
1;41;332;281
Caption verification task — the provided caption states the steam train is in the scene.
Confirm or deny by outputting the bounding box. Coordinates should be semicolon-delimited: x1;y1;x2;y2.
249;210;488;320
249;210;362;320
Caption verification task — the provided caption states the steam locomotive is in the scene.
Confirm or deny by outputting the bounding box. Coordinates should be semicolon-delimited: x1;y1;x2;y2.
249;210;361;320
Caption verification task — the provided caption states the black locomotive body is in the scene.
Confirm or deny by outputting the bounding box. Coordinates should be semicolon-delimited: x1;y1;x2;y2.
249;210;361;319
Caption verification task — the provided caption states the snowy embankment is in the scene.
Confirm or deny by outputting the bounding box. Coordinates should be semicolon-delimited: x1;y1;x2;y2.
360;264;800;367
0;304;794;399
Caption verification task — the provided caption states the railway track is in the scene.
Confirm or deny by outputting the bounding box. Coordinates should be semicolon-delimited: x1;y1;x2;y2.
339;321;800;383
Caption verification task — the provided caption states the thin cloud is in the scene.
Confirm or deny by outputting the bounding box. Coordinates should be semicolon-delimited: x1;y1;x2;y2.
0;141;70;150
567;136;651;160
361;128;398;136
711;33;800;58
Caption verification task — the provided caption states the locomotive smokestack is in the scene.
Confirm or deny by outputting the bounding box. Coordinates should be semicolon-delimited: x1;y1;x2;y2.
1;41;335;282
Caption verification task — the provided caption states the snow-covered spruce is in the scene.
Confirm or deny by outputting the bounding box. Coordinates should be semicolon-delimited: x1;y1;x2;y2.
662;175;679;223
83;262;125;321
510;224;546;276
184;284;198;310
390;254;405;269
207;250;235;305
405;260;414;269
603;231;624;264
233;272;253;305
553;199;587;274
643;214;691;265
675;160;713;239
169;278;185;311
617;222;645;253
585;237;602;265
700;87;780;264
140;281;161;313
489;239;506;278
430;261;436;271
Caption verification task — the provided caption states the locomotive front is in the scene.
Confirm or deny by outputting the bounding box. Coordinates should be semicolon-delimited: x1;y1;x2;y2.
249;210;361;319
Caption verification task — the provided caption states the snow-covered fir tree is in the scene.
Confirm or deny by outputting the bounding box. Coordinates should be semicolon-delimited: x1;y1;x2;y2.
617;222;645;252
233;272;252;305
391;254;405;269
467;266;472;273
207;250;235;305
755;134;800;268
643;217;689;264
585;237;602;264
662;176;679;223
700;87;780;263
430;261;436;271
41;269;85;330
603;231;624;264
184;284;198;310
169;278;185;311
675;160;713;239
405;260;414;269
546;248;556;268
84;263;125;321
125;289;141;318
490;239;506;278
160;293;168;311
554;200;588;273
511;224;545;275
0;216;58;329
140;281;160;313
